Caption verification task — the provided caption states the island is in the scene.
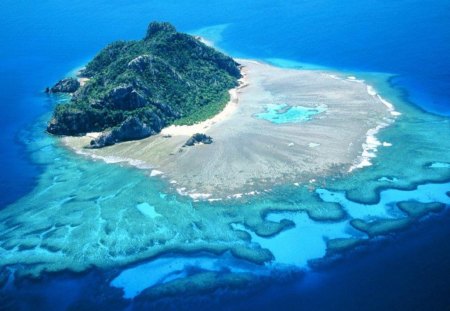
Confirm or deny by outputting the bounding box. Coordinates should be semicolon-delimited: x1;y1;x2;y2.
47;22;241;148
5;20;450;303
52;21;396;200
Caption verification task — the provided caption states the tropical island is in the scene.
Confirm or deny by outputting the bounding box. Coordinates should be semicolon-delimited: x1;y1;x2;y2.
50;21;396;199
47;22;241;148
2;18;450;305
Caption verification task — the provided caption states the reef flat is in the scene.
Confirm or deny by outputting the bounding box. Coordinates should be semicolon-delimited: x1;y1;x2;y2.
64;59;393;199
0;68;449;299
2;21;450;304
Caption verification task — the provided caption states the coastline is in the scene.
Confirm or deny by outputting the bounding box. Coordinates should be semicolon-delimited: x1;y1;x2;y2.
63;58;395;200
160;68;248;137
348;84;401;172
3;3;450;308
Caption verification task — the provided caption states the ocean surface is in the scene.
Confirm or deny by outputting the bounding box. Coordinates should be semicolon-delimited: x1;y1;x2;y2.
2;0;450;207
0;0;449;310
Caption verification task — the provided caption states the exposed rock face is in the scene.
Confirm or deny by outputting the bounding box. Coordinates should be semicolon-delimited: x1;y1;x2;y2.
47;77;80;93
47;21;241;147
183;133;213;147
47;110;99;135
127;55;154;72
104;85;147;110
90;116;163;148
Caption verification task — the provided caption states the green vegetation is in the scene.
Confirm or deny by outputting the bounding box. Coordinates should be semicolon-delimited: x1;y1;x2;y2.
47;21;241;137
173;91;230;125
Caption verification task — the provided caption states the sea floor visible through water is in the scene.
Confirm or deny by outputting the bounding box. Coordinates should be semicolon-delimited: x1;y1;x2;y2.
1;10;450;310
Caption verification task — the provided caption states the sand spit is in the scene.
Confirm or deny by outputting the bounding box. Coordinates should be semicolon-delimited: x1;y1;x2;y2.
63;59;394;198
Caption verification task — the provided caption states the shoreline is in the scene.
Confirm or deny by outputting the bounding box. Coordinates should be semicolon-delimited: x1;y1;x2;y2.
348;84;400;172
63;58;395;200
160;67;248;137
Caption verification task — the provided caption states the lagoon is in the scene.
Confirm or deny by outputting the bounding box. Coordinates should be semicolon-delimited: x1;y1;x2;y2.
255;103;326;124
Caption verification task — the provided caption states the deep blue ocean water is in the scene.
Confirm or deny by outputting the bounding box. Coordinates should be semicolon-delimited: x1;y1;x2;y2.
1;0;449;309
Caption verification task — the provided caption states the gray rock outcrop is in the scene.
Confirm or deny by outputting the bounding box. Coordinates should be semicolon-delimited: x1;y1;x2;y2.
104;85;147;110
90;117;155;148
183;133;213;147
47;77;80;93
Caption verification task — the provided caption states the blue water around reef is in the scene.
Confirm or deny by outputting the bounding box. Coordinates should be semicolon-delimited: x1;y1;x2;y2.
1;0;450;207
1;0;450;309
235;209;450;311
3;211;450;310
255;104;326;124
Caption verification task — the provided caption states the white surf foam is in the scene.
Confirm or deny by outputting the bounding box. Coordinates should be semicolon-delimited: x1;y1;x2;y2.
189;192;212;200
349;123;386;172
349;84;401;172
150;170;163;177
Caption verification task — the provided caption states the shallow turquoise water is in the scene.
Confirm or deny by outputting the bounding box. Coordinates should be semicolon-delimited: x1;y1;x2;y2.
255;103;326;124
1;0;450;309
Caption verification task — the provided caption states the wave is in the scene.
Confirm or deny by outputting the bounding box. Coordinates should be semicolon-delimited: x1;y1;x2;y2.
349;83;400;172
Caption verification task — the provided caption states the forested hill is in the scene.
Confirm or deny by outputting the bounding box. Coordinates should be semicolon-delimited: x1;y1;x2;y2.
47;21;241;147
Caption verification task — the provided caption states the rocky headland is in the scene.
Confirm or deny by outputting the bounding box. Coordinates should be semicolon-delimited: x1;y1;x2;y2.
46;77;80;93
47;22;241;147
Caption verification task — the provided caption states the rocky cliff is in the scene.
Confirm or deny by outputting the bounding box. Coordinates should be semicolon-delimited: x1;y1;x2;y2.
47;21;241;147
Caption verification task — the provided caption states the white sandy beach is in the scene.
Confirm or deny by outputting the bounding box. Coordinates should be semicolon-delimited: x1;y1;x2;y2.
160;71;248;137
63;59;396;199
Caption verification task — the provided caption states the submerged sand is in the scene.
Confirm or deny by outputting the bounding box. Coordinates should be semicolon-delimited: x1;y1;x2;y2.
63;59;394;199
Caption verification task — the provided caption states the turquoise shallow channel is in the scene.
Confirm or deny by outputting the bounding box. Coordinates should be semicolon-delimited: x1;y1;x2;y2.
255;103;326;124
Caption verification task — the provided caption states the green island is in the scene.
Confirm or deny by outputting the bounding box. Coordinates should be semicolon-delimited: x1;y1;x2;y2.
2;19;450;302
46;22;241;147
